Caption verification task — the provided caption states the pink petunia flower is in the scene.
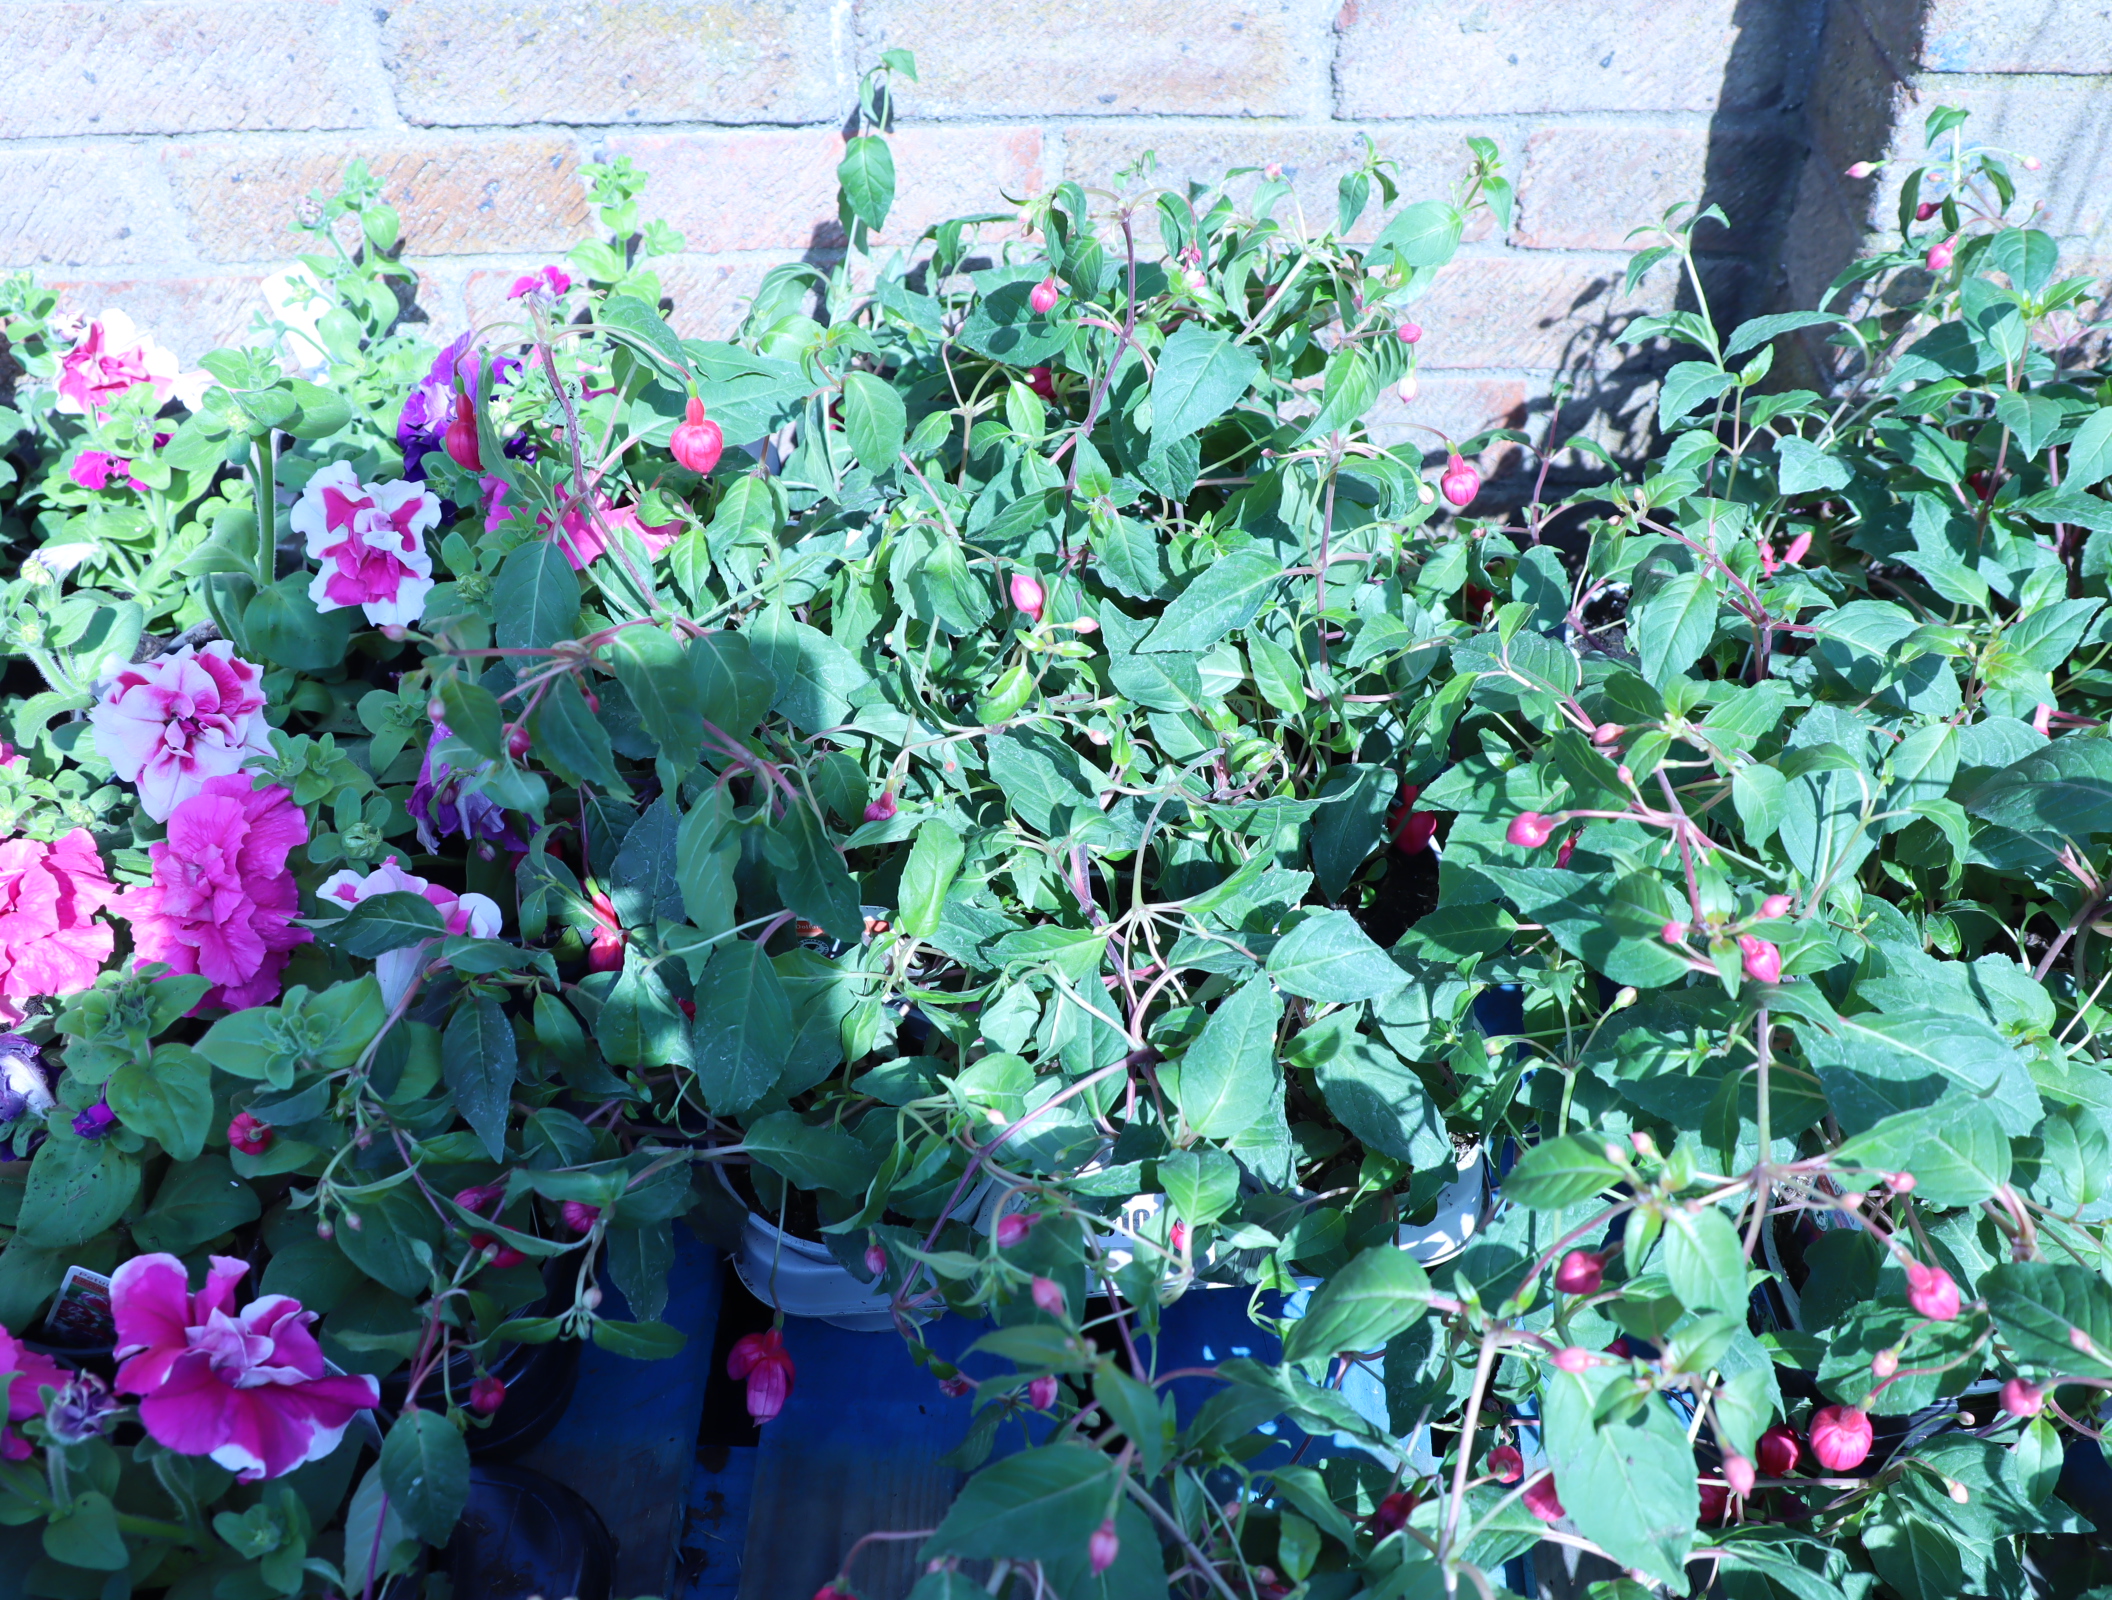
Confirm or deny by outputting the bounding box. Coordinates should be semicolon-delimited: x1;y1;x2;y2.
114;777;312;1013
54;310;211;419
480;478;677;572
288;460;440;628
0;830;117;1025
70;451;126;492
89;642;274;823
0;1321;70;1459
506;265;572;302
111;1253;380;1482
316;857;502;1008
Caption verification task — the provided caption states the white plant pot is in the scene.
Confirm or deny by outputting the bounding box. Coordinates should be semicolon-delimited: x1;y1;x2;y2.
730;1206;896;1332
1396;1146;1488;1266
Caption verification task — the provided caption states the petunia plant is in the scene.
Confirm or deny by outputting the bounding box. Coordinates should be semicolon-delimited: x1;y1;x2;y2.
0;77;2110;1600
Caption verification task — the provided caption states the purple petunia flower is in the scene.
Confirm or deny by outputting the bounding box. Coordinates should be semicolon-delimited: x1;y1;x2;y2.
72;1098;115;1139
0;1035;52;1123
409;722;527;856
398;334;523;481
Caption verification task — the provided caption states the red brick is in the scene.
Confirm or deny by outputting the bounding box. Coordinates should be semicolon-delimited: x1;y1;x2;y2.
1335;0;1799;117
1920;0;2112;74
600;127;1044;255
861;0;1326;117
166;136;592;262
40;275;268;365
1057;123;1498;244
1407;253;1672;371
0;148;189;268
1515;125;1791;254
1364;373;1532;469
0;1;376;137
381;0;841;127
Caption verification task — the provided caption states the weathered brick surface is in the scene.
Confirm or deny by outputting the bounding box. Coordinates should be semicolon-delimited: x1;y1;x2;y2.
0;2;375;138
166;137;592;262
42;275;269;364
1803;0;1924;177
1919;0;2112;74
382;0;842;128
861;0;1328;117
1408;254;1673;372
602;127;1043;254
1335;0;1811;118
1364;373;1532;468
1515;125;1792;254
0;148;190;268
1057;122;1499;243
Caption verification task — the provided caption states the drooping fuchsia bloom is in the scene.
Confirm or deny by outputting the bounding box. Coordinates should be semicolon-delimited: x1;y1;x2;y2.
469;1376;507;1416
996;1211;1037;1249
1440;453;1480;509
89;642;273;822
1905;1260;1961;1321
670;397;725;475
0;1324;68;1460
317;857;502;1009
114;778;312;1013
1551;1346;1593;1374
1030;1276;1067;1317
1027;1375;1059;1410
55;309;210;418
111;1253;380;1481
0;830;117;1025
1554;1250;1604;1295
561;1201;601;1236
1737;935;1782;985
1522;1472;1565;1522
506;265;572;302
289;460;440;628
1807;1405;1872;1471
1487;1445;1523;1483
1756;1424;1800;1477
1506;812;1556;849
1723;1453;1756;1497
1010;571;1046;621
1087;1517;1119;1575
863;790;898;823
728;1327;794;1423
1028;276;1062;316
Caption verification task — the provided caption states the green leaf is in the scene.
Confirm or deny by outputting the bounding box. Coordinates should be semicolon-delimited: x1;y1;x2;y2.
608;1220;674;1323
837;135;897;232
1658;361;1734;428
1979;1261;2112;1379
132;1153;261;1256
898;820;965;940
243;573;358;674
2065;407;2112;490
1142;547;1283;654
1313;1037;1450;1169
1775;436;1853;496
1370;199;1464;267
380;1408;470;1546
747;610;872;734
596;947;693;1070
1266;911;1405;1002
107;1043;213;1161
528;673;624;791
767;802;861;942
600;294;687;373
1964;733;2112;837
590;1317;688;1360
607;625;704;762
15;1136;139;1250
42;1491;128;1571
1632;569;1718;687
1171;974;1282;1140
1311;764;1391;902
1282;1244;1431;1364
689;630;775;734
744;1110;879;1197
320;890;447;957
1542;1366;1696;1586
1149;325;1262;450
442;997;517;1161
1661;1206;1748;1316
924;1443;1113;1566
492;536;580;650
841;370;907;471
691;940;792;1113
1503;1134;1627;1209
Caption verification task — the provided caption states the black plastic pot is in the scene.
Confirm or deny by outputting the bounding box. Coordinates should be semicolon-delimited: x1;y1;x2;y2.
448;1466;615;1600
379;1332;580;1461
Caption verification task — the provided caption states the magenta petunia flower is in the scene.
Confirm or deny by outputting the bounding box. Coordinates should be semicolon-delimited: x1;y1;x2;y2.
114;777;312;1013
54;310;210;419
0;1322;69;1460
70;451;124;491
111;1253;380;1482
316;856;501;1008
399;334;521;480
506;265;572;301
89;642;274;822
0;830;118;1026
289;460;439;628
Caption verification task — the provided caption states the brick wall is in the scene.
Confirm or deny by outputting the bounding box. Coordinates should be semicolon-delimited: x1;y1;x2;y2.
2;0;2105;473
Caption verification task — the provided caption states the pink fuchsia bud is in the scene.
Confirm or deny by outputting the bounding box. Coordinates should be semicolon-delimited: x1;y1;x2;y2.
1026;365;1057;399
1010;571;1046;621
1757;1425;1800;1478
1440;453;1480;509
2025;155;2042;170
1808;1406;1873;1471
1522;1472;1565;1523
864;1243;886;1277
1029;276;1063;316
454;1183;503;1217
2001;1378;2044;1418
863;790;898;823
1759;540;1779;578
471;1234;528;1270
227;1112;275;1156
1554;1250;1605;1295
561;1201;602;1236
1662;920;1688;945
1783;530;1813;565
1551;1346;1593;1374
1169;1220;1190;1253
937;1373;973;1398
1396;321;1423;344
996;1212;1036;1249
1723;1453;1756;1498
505;723;532;759
2033;703;2054;735
1028;1374;1059;1410
470;1376;507;1416
1926;235;1957;272
444;388;483;471
1554;835;1575;869
672;396;726;475
1397;373;1418;404
1916;200;1939;221
1759;894;1794;919
1737;935;1783;985
1845;161;1877;179
1030;1276;1067;1318
1368;1489;1418;1533
1886;1170;1917;1195
1905;1260;1961;1321
1071;616;1098;634
1870;1348;1899;1380
1488;1445;1523;1483
1592;722;1623;745
1088;1518;1119;1575
1506;811;1557;848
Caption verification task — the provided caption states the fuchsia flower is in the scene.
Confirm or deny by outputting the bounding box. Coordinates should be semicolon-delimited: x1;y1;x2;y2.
290;460;440;628
1030;1277;1066;1317
1723;1453;1755;1497
1551;1346;1592;1374
561;1201;601;1236
317;857;502;1008
89;642;273;821
1759;894;1793;919
1010;571;1046;621
110;1253;380;1481
995;1211;1037;1249
470;1376;507;1416
499;481;683;572
1808;1405;1872;1471
0;830;117;1025
1027;1375;1059;1410
1087;1518;1119;1575
728;1327;794;1423
0;1324;69;1460
2001;1378;2044;1418
507;265;572;302
1506;812;1556;849
1737;934;1782;985
1488;1445;1523;1483
1905;1260;1961;1322
1554;1250;1604;1295
1369;1489;1418;1533
115;777;311;1013
1522;1472;1565;1522
55;310;210;418
863;790;898;823
227;1112;274;1156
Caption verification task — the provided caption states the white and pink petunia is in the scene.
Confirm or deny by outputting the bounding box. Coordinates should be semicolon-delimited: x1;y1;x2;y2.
289;460;440;628
54;309;212;418
111;1253;379;1482
88;642;274;822
317;856;502;1008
